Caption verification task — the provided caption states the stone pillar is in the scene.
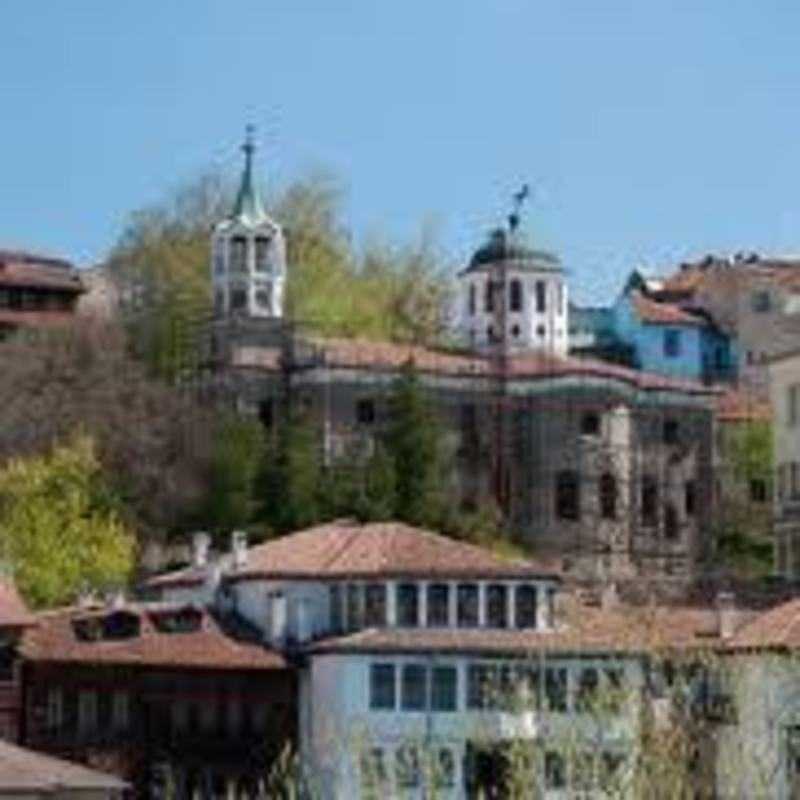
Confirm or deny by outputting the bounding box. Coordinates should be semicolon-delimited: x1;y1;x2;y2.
448;581;458;627
418;582;428;627
536;584;551;630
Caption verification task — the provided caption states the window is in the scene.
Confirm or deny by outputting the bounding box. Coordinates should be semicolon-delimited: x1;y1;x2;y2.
395;745;420;788
600;473;617;520
364;584;386;627
484;281;494;313
535;281;546;312
581;412;601;436
786;725;800;790
369;664;396;710
78;690;98;735
230;287;248;311
604;668;626;714
575;667;599;712
536;324;546;338
789;385;800;427
664;503;679;540
329;585;343;633
750;478;768;504
557;283;564;315
346;584;363;631
515;585;537;629
112;691;129;731
46;687;63;730
663;419;679;444
258;399;273;429
254;285;272;312
401;663;427;711
230;237;248;272
255;236;271;272
545;667;568;712
431;666;457;711
511;324;520;338
664;329;682;358
467;664;493;709
427;584;450;627
468;284;476;315
397;583;419;627
751;290;771;312
641;475;658;526
509;279;523;312
486;584;508;628
457;583;479;627
556;470;580;520
356;398;376;425
214;289;225;315
685;480;696;516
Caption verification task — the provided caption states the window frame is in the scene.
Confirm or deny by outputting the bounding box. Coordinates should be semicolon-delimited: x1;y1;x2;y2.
369;663;396;711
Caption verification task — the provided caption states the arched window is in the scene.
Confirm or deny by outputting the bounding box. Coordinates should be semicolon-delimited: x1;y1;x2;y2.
664;503;679;540
484;281;494;313
255;236;271;273
468;284;476;315
230;236;248;273
556;470;580;520
509;279;523;312
535;281;546;313
641;476;658;526
600;473;617;520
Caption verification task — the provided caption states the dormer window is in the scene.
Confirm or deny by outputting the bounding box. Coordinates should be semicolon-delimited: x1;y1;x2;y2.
150;607;203;634
73;610;141;642
397;584;419;627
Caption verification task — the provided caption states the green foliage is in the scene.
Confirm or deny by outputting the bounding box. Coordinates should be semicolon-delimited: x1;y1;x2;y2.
727;420;773;488
204;413;265;537
0;435;135;607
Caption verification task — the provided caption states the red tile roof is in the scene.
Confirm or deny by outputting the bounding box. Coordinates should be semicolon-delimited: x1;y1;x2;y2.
0;580;35;629
0;310;76;329
0;740;127;792
715;390;772;423
21;603;287;671
310;601;723;656
630;291;709;327
728;598;800;650
148;522;559;589
0;258;84;293
232;337;717;395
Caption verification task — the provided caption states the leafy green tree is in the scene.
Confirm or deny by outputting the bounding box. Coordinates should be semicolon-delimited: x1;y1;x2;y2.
0;435;135;607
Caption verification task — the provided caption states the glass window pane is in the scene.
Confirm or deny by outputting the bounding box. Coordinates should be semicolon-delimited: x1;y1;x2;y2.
397;583;419;627
545;667;567;712
347;584;363;631
364;584;386;627
401;663;427;711
427;583;450;627
369;664;395;710
431;666;457;712
487;584;508;628
515;586;537;628
329;585;343;633
457;584;479;627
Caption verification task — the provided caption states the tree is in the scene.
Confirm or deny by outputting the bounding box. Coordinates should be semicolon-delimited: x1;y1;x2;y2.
0;435;135;607
385;360;449;527
0;320;217;539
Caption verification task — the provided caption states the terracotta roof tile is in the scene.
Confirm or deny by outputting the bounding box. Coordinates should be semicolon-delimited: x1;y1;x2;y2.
0;260;84;293
0;740;127;792
21;602;287;671
0;580;35;629
630;291;709;327
715;390;772;423
728;598;800;649
310;601;723;656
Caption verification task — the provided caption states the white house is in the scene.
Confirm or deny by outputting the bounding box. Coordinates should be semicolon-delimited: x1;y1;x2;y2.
147;521;735;799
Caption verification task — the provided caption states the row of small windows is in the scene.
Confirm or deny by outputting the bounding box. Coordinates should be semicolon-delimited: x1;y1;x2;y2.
214;236;276;275
329;582;550;633
555;471;695;532
369;661;627;715
0;288;74;312
467;280;564;316
579;412;680;444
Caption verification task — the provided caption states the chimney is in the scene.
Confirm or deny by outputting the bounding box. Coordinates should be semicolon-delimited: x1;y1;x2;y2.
192;531;211;569
231;530;248;570
716;591;737;640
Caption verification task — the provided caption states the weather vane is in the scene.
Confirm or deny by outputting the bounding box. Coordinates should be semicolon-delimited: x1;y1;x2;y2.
508;183;530;232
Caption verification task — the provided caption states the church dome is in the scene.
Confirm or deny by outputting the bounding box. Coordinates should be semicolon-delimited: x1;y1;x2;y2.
464;228;562;274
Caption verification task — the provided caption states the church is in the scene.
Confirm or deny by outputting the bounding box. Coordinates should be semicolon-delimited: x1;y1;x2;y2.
207;130;720;587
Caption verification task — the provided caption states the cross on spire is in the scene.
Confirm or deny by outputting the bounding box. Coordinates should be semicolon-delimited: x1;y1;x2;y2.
508;183;530;232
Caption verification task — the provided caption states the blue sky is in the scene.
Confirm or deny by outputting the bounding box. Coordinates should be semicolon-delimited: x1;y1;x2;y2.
2;1;800;302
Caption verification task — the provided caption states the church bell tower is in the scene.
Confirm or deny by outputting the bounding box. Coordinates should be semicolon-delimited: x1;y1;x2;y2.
211;127;286;320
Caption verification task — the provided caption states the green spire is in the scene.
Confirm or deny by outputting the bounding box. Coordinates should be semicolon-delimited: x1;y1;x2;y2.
232;125;266;224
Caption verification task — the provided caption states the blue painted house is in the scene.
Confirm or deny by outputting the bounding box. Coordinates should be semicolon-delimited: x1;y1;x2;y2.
569;271;736;384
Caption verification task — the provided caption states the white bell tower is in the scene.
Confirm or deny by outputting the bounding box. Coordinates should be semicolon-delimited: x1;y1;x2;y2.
211;126;286;320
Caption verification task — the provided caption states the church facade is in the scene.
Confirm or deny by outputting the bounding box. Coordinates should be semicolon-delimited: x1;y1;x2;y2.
206;133;720;586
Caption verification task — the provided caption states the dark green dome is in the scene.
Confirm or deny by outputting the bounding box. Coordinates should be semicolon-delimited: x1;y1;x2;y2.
464;228;562;274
